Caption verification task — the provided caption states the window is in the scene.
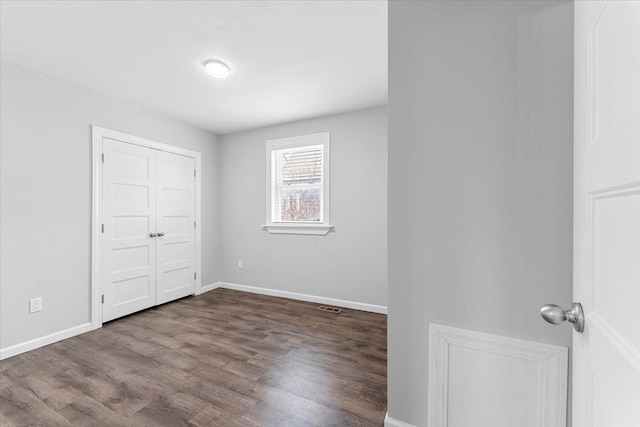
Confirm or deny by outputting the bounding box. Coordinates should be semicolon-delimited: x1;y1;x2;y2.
265;132;331;235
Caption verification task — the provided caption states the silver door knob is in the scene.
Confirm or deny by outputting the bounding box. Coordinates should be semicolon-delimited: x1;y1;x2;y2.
157;232;165;237
540;302;584;333
149;232;158;238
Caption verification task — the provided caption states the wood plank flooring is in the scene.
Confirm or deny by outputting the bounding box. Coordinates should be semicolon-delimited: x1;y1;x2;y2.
0;289;387;426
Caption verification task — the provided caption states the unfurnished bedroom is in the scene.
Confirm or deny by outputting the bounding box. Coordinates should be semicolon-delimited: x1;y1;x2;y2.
1;1;638;427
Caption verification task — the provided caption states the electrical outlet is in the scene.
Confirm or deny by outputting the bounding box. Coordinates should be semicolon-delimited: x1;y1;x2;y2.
30;298;42;313
237;259;243;269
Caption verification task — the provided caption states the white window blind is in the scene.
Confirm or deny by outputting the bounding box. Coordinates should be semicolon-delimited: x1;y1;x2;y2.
271;144;324;222
265;132;331;234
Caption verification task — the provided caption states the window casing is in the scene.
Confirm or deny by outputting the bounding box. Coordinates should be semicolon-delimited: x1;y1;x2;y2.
265;132;331;235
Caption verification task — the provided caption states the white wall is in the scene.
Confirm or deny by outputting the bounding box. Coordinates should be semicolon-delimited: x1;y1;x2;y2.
219;106;387;308
0;60;221;350
388;2;573;426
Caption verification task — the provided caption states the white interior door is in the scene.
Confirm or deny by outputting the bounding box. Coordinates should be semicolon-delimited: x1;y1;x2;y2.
156;151;196;305
574;1;640;425
102;138;157;322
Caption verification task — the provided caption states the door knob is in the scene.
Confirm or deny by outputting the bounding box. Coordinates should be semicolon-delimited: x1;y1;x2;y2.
149;232;158;238
540;302;584;333
157;232;165;237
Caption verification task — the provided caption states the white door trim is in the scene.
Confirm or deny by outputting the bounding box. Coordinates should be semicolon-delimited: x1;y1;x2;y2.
91;126;202;330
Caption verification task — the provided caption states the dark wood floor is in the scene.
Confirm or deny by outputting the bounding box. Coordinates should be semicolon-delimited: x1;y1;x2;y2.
0;289;387;426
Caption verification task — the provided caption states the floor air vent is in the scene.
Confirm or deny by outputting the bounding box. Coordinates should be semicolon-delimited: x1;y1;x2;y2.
317;305;342;314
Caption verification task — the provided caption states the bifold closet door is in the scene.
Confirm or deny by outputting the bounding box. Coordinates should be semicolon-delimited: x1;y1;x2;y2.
156;151;196;305
102;138;157;322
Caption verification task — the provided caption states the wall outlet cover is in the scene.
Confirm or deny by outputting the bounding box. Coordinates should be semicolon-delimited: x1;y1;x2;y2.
30;297;43;313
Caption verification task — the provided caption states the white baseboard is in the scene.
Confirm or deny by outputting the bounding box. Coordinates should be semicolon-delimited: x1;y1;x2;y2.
0;282;383;360
196;281;222;295
216;282;387;314
385;412;417;427
0;322;92;360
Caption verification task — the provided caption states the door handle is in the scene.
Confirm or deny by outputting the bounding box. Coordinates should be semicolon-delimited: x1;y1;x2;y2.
149;232;158;238
157;232;165;237
540;302;584;333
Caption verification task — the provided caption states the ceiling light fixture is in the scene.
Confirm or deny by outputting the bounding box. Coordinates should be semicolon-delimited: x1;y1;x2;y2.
204;60;230;78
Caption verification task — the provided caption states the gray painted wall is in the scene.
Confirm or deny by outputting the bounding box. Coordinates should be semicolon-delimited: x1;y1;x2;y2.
219;106;388;307
388;2;573;426
0;60;221;349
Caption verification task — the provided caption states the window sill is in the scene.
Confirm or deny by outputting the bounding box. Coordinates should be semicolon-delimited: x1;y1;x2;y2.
263;224;334;235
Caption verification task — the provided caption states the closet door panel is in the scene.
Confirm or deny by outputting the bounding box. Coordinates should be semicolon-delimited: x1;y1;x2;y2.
156;151;196;305
102;139;157;322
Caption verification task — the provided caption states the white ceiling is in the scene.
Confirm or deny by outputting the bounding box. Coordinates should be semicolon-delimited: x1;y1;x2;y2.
0;1;387;134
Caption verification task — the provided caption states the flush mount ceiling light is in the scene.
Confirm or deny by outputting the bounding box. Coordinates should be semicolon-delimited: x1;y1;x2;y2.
203;60;230;78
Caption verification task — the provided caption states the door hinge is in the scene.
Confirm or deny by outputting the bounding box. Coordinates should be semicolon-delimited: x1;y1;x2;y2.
101;294;104;304
194;221;196;229
194;272;197;280
101;153;104;163
194;170;196;178
101;224;104;233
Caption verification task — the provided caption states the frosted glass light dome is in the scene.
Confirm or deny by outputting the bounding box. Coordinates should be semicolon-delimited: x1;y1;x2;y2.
204;60;230;78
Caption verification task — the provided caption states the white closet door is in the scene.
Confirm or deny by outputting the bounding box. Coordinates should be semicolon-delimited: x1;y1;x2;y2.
155;151;196;305
102;138;157;322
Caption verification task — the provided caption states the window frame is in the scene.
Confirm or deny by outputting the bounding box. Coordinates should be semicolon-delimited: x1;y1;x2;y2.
264;132;332;235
